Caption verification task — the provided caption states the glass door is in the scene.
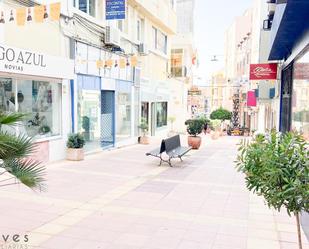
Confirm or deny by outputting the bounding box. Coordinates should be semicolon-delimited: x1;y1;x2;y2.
101;90;115;148
77;90;101;151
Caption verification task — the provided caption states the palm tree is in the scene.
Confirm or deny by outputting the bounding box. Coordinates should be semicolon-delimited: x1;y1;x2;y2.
0;112;46;190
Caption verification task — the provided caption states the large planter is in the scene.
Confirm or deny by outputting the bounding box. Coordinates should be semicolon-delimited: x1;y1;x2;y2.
188;136;202;149
139;135;150;145
211;131;220;140
66;148;84;161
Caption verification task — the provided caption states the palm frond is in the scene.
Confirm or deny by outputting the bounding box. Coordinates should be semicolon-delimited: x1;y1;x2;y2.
3;159;46;191
0;112;28;127
0;133;36;160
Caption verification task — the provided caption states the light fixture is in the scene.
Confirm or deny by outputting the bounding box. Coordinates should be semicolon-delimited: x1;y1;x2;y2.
27;8;32;21
211;55;218;62
9;10;14;22
0;11;5;23
44;6;48;19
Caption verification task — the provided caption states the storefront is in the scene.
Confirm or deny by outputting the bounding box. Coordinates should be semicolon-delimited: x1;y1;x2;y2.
0;43;74;162
140;78;169;136
268;1;309;238
268;1;309;140
74;41;137;150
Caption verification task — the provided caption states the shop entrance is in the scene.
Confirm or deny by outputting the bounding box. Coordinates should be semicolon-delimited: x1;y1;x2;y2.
101;90;115;148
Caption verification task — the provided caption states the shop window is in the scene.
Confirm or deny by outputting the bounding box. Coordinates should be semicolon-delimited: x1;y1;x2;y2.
152;27;167;54
291;49;309;140
0;78;61;139
141;102;149;126
156;102;167;128
74;0;96;17
0;78;15;112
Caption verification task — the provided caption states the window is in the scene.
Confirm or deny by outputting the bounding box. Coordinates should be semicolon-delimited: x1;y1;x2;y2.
152;27;167;54
156;102;167;128
152;27;157;50
171;49;183;77
74;0;96;17
117;6;129;33
137;18;141;42
0;78;62;139
291;49;309;140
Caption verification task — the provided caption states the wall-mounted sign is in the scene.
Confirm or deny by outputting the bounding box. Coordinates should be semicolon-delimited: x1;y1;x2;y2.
249;63;278;80
106;0;126;20
188;90;201;96
0;44;74;79
247;91;257;107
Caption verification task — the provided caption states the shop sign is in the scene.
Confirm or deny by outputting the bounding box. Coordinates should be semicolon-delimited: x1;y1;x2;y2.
249;63;278;80
0;44;74;79
188;90;201;96
106;0;126;20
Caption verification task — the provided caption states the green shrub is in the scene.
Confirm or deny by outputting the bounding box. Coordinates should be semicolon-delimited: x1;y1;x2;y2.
67;133;85;149
185;118;204;136
210;108;232;121
236;131;309;249
138;118;148;136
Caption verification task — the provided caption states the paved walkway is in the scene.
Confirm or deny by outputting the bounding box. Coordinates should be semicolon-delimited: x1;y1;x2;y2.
0;136;308;249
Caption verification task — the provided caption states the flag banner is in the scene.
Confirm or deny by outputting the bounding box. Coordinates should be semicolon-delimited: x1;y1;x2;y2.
0;3;60;25
131;56;137;67
96;60;104;69
50;2;61;21
119;58;126;68
16;8;26;26
249;63;278;80
105;59;113;67
34;5;44;23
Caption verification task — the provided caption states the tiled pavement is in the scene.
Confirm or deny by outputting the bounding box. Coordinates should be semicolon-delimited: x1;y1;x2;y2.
0;135;308;249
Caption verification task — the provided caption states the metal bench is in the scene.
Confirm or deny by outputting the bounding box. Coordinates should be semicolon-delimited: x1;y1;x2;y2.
146;135;191;167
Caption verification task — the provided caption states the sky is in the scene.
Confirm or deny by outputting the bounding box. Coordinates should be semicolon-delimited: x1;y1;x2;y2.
194;0;251;84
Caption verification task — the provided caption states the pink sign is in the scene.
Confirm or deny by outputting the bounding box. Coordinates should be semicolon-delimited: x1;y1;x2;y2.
250;63;278;80
247;91;257;107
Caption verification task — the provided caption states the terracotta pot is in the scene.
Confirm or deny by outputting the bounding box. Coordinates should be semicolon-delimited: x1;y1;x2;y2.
188;136;202;149
66;148;84;161
139;135;150;145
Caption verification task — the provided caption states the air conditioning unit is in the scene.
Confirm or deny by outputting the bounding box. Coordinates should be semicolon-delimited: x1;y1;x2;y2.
138;43;149;55
105;26;121;47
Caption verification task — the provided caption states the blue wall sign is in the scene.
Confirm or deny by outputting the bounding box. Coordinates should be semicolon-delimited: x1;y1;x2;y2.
106;0;126;20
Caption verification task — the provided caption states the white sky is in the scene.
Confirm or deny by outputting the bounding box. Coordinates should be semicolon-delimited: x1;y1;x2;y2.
194;0;251;84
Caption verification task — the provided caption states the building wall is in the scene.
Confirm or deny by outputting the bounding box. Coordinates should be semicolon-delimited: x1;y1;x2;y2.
0;0;73;162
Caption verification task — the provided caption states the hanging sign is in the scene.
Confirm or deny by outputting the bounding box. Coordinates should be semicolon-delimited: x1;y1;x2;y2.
0;44;74;79
249;63;278;80
106;0;126;20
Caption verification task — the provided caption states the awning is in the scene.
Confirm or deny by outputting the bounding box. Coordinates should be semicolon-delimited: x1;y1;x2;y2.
268;0;309;61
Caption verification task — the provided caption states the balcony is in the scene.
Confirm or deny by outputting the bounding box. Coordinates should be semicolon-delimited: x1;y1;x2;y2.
128;0;177;34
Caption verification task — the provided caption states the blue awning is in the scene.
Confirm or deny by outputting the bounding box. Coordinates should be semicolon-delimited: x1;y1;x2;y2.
268;0;309;61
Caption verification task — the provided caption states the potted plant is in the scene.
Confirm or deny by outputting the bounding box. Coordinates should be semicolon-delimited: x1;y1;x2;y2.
210;108;232;134
210;119;221;139
138;118;149;145
236;132;309;249
185;118;204;149
243;127;250;136
66;133;86;161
